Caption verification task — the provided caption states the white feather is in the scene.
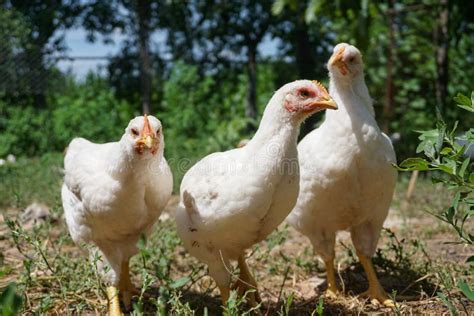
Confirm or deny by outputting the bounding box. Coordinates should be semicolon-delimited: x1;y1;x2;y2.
287;44;397;261
61;116;173;285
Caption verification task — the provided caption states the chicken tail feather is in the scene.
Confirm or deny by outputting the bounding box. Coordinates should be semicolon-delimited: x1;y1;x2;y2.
182;190;198;215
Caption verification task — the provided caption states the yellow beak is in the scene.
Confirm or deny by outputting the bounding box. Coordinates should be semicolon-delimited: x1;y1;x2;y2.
330;47;349;75
310;80;338;110
136;114;158;151
143;135;154;149
312;97;338;110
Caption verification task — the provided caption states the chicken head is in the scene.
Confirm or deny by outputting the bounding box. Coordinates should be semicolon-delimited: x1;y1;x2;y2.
328;43;364;79
125;115;163;156
284;80;337;114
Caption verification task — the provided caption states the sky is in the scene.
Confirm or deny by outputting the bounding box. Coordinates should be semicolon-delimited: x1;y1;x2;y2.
58;28;279;79
57;28;128;79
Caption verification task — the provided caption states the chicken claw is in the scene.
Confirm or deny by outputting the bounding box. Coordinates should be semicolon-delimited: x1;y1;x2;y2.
358;254;394;307
360;288;395;307
324;287;340;299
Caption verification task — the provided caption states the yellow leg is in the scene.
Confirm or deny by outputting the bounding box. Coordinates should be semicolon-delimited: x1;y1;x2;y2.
106;286;123;316
231;255;261;307
324;258;340;298
358;253;394;307
118;260;137;310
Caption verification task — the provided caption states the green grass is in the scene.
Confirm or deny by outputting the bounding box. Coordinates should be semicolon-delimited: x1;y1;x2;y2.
0;153;63;212
0;155;473;315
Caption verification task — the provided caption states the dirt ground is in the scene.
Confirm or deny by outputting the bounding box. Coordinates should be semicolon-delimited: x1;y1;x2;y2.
1;187;473;315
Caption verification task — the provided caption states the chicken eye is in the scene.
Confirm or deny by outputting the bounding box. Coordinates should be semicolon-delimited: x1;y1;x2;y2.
348;57;355;63
131;128;139;136
300;91;309;98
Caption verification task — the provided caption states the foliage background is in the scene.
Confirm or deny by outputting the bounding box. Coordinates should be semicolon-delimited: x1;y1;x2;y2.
0;0;473;187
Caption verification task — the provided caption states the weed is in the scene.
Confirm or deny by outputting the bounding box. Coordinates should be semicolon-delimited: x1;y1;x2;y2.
278;292;293;316
399;91;474;303
0;283;22;316
312;297;324;316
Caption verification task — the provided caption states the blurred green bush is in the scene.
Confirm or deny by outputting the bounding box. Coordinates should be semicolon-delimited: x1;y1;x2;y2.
0;75;132;157
51;75;132;151
161;61;275;189
0;63;277;190
1;61;470;192
0;100;53;157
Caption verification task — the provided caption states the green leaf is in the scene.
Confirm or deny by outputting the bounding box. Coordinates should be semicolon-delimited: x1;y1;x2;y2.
457;104;474;112
271;0;286;15
454;92;474;111
458;281;474;301
459;158;470;178
399;157;431;171
452;144;466;161
467;255;474;265
440;147;452;155
452;192;461;210
0;283;22;316
449;121;460;139
471;91;474;106
454;93;472;106
466;129;474;143
444;206;455;223
437;292;457;313
438;164;454;174
470;172;474;183
170;277;190;289
316;296;324;316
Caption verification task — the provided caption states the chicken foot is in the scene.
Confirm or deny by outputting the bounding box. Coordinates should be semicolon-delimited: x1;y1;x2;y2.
357;253;394;307
323;257;341;298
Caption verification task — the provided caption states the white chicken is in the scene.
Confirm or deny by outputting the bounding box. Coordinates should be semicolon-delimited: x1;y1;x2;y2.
175;80;337;306
287;43;397;306
61;115;173;315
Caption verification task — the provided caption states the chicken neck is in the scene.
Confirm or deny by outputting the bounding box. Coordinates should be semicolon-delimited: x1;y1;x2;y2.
325;74;376;128
245;103;300;175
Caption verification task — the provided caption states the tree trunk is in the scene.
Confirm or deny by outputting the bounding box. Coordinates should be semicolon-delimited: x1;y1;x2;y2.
296;22;316;80
294;16;316;79
137;0;152;114
382;0;396;133
246;43;257;126
434;0;449;115
295;11;318;138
